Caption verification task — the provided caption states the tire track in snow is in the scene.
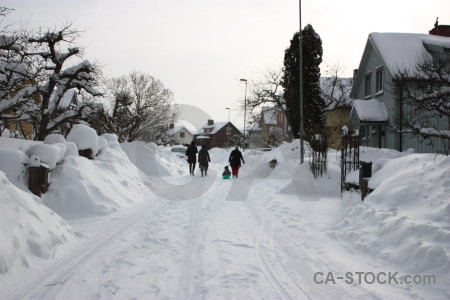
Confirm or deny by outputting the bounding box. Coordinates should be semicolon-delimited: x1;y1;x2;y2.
22;201;162;299
177;170;230;299
254;218;312;300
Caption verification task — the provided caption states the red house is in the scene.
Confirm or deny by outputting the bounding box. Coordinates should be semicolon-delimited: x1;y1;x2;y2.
196;119;242;149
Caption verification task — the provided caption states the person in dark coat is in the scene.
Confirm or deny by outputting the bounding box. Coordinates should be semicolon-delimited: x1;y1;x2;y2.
185;141;198;175
198;145;211;177
228;146;245;178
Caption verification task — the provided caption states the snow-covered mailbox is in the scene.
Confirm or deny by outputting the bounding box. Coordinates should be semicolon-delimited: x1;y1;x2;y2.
27;134;66;196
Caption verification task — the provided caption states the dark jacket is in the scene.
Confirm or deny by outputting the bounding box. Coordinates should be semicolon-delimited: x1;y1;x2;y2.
223;167;231;175
198;147;210;168
185;144;198;163
229;149;245;167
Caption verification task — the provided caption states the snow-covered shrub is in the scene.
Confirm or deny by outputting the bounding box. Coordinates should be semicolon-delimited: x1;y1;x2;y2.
98;136;107;152
101;133;120;149
65;142;79;157
66;124;99;158
44;134;66;145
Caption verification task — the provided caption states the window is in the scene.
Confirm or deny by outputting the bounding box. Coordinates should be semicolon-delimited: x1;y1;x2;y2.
180;132;185;138
376;68;383;93
364;74;371;97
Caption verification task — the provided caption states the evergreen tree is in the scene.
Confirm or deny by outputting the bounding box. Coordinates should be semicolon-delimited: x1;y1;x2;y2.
282;24;326;141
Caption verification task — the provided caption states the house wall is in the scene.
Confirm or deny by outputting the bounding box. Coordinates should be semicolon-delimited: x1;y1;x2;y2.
353;43;399;150
325;107;351;149
353;42;448;153
173;128;194;145
209;125;242;149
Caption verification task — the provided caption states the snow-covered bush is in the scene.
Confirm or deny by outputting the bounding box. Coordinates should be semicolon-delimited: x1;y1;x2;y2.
101;133;120;149
44;134;66;145
66;124;99;158
98;136;107;152
65;142;79;157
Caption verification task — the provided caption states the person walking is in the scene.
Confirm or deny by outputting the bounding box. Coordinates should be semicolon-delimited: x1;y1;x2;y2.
185;141;198;175
228;146;245;178
198;145;211;177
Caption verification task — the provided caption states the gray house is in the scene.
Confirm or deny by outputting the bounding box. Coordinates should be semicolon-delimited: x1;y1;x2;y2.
349;27;450;153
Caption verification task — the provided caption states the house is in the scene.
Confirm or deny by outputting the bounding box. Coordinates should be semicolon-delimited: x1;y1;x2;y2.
349;25;450;153
196;119;242;149
320;77;353;149
248;106;290;148
166;124;194;146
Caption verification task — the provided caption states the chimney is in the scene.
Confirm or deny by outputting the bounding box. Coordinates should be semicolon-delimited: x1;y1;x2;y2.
207;119;214;126
429;18;450;37
353;69;358;80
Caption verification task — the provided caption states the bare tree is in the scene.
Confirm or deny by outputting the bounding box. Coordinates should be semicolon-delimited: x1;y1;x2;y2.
320;63;353;111
241;67;285;125
91;71;176;142
392;54;450;154
0;7;38;136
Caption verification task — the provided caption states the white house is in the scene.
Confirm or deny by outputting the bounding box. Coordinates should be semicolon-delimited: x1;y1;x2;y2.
167;125;194;145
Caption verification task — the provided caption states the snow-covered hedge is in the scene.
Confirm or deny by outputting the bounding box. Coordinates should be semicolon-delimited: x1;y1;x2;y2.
66;124;99;157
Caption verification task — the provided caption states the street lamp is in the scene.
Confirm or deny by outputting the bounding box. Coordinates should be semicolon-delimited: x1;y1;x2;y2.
226;107;231;150
240;78;247;151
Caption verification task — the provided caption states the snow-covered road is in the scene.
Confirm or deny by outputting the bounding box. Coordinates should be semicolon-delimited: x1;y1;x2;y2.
18;159;436;300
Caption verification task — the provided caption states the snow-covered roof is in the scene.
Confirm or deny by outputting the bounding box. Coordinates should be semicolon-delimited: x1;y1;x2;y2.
201;121;228;134
196;135;211;139
351;99;388;122
167;126;191;136
320;77;353;109
369;32;450;75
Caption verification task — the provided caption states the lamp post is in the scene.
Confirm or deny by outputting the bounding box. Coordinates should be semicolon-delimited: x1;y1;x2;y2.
240;78;247;151
298;0;304;164
226;107;231;150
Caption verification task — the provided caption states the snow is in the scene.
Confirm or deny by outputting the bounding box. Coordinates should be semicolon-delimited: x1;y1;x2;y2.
352;99;389;121
0;131;449;299
27;143;65;170
66;124;99;155
370;33;430;74
0;170;74;276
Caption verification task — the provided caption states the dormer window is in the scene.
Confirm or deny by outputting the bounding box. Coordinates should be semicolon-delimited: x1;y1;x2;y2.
376;68;383;93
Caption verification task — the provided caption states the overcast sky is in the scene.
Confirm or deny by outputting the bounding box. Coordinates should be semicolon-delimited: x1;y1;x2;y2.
3;0;449;130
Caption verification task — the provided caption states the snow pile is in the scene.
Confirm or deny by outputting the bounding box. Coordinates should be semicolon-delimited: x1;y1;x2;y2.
333;153;450;279
0;170;74;274
66;124;99;156
0;148;28;190
122;142;189;177
42;144;148;220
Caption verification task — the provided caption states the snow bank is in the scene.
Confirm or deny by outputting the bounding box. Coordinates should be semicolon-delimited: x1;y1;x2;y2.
122;142;188;177
333;153;450;279
0;170;74;274
0;148;28;190
42;144;148;220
